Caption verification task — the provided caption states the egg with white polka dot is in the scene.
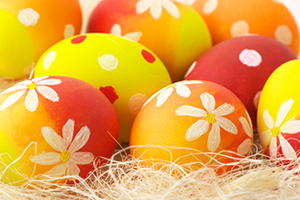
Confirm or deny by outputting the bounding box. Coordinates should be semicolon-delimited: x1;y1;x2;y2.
34;33;172;143
0;0;82;79
130;80;253;174
185;35;298;128
191;0;299;56
87;0;212;82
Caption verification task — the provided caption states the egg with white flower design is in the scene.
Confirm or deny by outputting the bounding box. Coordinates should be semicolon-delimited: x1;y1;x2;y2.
130;80;253;173
87;0;212;82
185;35;298;128
0;0;82;79
0;76;118;184
257;60;300;161
34;33;171;143
191;0;299;56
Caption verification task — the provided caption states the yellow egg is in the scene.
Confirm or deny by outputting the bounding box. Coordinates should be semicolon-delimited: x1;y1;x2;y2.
34;33;172;143
0;10;34;79
257;59;300;160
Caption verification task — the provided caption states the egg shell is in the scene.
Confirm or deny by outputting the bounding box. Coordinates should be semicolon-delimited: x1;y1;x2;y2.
87;0;212;82
0;10;34;79
192;0;300;56
0;76;118;184
130;80;253;173
0;0;82;78
257;60;300;160
33;33;172;143
185;35;298;128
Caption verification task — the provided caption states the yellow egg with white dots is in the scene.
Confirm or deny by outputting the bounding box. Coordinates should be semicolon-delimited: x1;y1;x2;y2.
257;59;300;160
34;33;172;143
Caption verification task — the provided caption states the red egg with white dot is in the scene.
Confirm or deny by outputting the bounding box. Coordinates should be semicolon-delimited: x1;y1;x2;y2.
0;76;118;184
34;33;172;143
185;35;298;127
130;80;253;173
191;0;300;56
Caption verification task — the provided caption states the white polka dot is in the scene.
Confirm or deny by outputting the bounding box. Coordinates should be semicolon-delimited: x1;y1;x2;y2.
184;61;197;78
237;138;252;155
43;51;57;70
18;8;40;26
239;49;262;67
98;54;118;71
203;0;218;15
253;90;262;109
230;20;249;38
128;93;148;115
64;24;75;39
275;25;293;45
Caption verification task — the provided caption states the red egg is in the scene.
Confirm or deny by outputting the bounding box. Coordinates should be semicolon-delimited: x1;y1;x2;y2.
185;35;298;127
0;76;118;184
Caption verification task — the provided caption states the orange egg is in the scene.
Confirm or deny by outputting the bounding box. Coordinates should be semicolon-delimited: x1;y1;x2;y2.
191;0;299;56
130;80;253;173
0;0;82;65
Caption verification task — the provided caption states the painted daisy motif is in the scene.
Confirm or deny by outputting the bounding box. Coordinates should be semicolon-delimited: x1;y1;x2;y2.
0;76;61;112
175;92;238;152
260;99;300;159
136;0;194;20
237;115;253;155
110;24;142;42
143;80;202;108
30;119;94;177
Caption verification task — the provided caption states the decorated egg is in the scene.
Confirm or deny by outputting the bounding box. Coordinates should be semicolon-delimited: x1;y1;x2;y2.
191;0;299;56
0;10;34;79
0;76;118;184
257;60;300;161
185;35;298;128
0;0;82;79
33;33;171;143
86;0;212;82
130;80;253;172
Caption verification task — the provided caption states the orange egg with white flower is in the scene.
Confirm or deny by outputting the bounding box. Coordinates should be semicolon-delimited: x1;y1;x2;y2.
130;80;253;172
0;76;118;185
87;0;212;82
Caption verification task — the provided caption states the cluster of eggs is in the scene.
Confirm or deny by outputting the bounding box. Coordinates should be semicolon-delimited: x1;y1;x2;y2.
0;0;299;184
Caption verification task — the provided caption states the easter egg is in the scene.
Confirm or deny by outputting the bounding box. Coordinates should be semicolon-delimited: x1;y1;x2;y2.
185;35;298;128
0;76;118;184
0;10;34;79
191;0;300;56
33;33;171;143
130;80;253;173
257;60;300;160
0;0;82;79
86;0;212;82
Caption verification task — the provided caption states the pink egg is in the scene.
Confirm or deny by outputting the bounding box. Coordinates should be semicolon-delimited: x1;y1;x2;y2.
185;35;298;127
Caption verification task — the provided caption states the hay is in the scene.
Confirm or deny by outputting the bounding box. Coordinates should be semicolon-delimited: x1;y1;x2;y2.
1;140;300;200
